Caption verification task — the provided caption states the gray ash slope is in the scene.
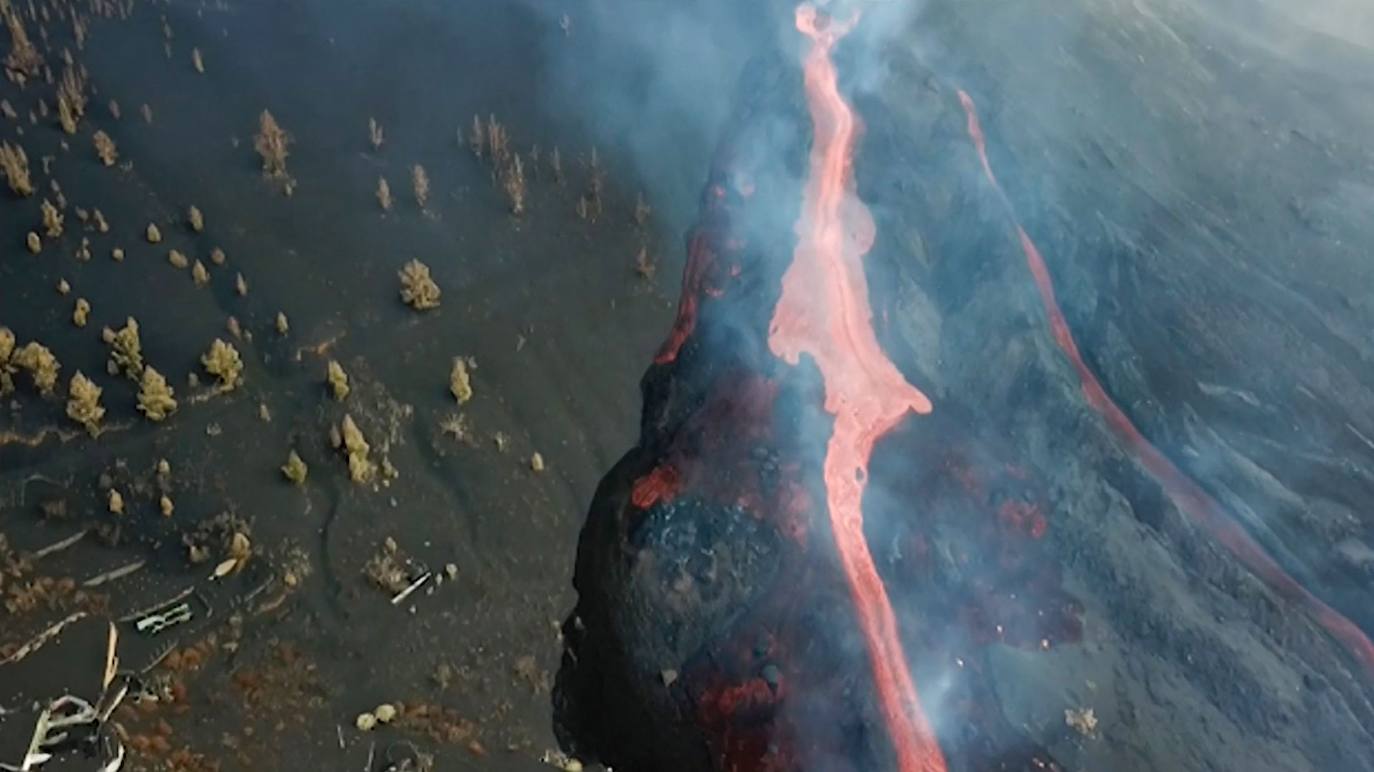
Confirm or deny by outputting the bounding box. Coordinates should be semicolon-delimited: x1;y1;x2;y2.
853;0;1374;769
0;0;676;769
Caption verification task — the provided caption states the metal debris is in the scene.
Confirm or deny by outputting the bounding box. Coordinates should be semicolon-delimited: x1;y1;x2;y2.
0;692;124;772
134;602;192;635
390;572;430;606
116;586;195;623
18;697;89;771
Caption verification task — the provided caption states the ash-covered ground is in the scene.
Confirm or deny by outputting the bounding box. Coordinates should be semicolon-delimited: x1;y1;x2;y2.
0;0;675;769
0;0;1371;770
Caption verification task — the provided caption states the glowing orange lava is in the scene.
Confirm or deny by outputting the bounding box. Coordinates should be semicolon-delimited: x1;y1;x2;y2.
768;6;947;771
957;89;1374;676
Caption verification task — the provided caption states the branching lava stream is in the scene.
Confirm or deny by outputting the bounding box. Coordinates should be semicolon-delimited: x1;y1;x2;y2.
768;6;947;771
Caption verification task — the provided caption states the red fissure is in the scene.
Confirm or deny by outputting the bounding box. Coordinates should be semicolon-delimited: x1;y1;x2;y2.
656;229;719;364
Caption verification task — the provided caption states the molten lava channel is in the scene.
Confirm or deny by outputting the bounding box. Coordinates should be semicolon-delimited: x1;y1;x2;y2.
768;6;947;772
955;90;1374;677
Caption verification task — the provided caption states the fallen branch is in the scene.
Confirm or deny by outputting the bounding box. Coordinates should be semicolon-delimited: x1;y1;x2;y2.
82;559;145;588
1;611;88;665
28;528;89;560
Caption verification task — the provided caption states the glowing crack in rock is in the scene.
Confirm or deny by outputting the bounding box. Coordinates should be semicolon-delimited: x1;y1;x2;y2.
768;5;947;771
956;88;1374;677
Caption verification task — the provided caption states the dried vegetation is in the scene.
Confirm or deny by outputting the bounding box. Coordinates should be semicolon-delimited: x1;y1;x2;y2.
281;450;308;484
137;365;177;421
3;8;42;83
398;259;440;310
254;109;291;182
92;129;115;165
65;370;104;434
103;316;143;378
449;357;473;404
376;176;391;210
201;338;243;391
338;414;373;483
411;163;429;209
470;113;527;215
41;197;62;236
368;116;383;150
327;360;349;400
56;62;85;134
12;340;60;394
0;140;31;195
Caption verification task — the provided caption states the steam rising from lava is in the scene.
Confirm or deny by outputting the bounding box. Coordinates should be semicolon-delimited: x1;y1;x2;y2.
769;5;943;771
546;0;1374;767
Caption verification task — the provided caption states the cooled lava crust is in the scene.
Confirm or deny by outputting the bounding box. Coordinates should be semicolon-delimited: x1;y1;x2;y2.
552;58;1081;772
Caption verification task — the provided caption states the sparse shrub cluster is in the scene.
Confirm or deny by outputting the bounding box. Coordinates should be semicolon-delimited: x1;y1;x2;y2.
469;113;526;216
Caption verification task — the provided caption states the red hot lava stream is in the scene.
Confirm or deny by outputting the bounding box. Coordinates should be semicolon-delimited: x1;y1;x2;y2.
768;6;947;771
956;90;1374;675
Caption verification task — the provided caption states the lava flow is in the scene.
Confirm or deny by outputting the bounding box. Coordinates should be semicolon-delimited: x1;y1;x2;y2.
767;6;946;771
956;89;1374;676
